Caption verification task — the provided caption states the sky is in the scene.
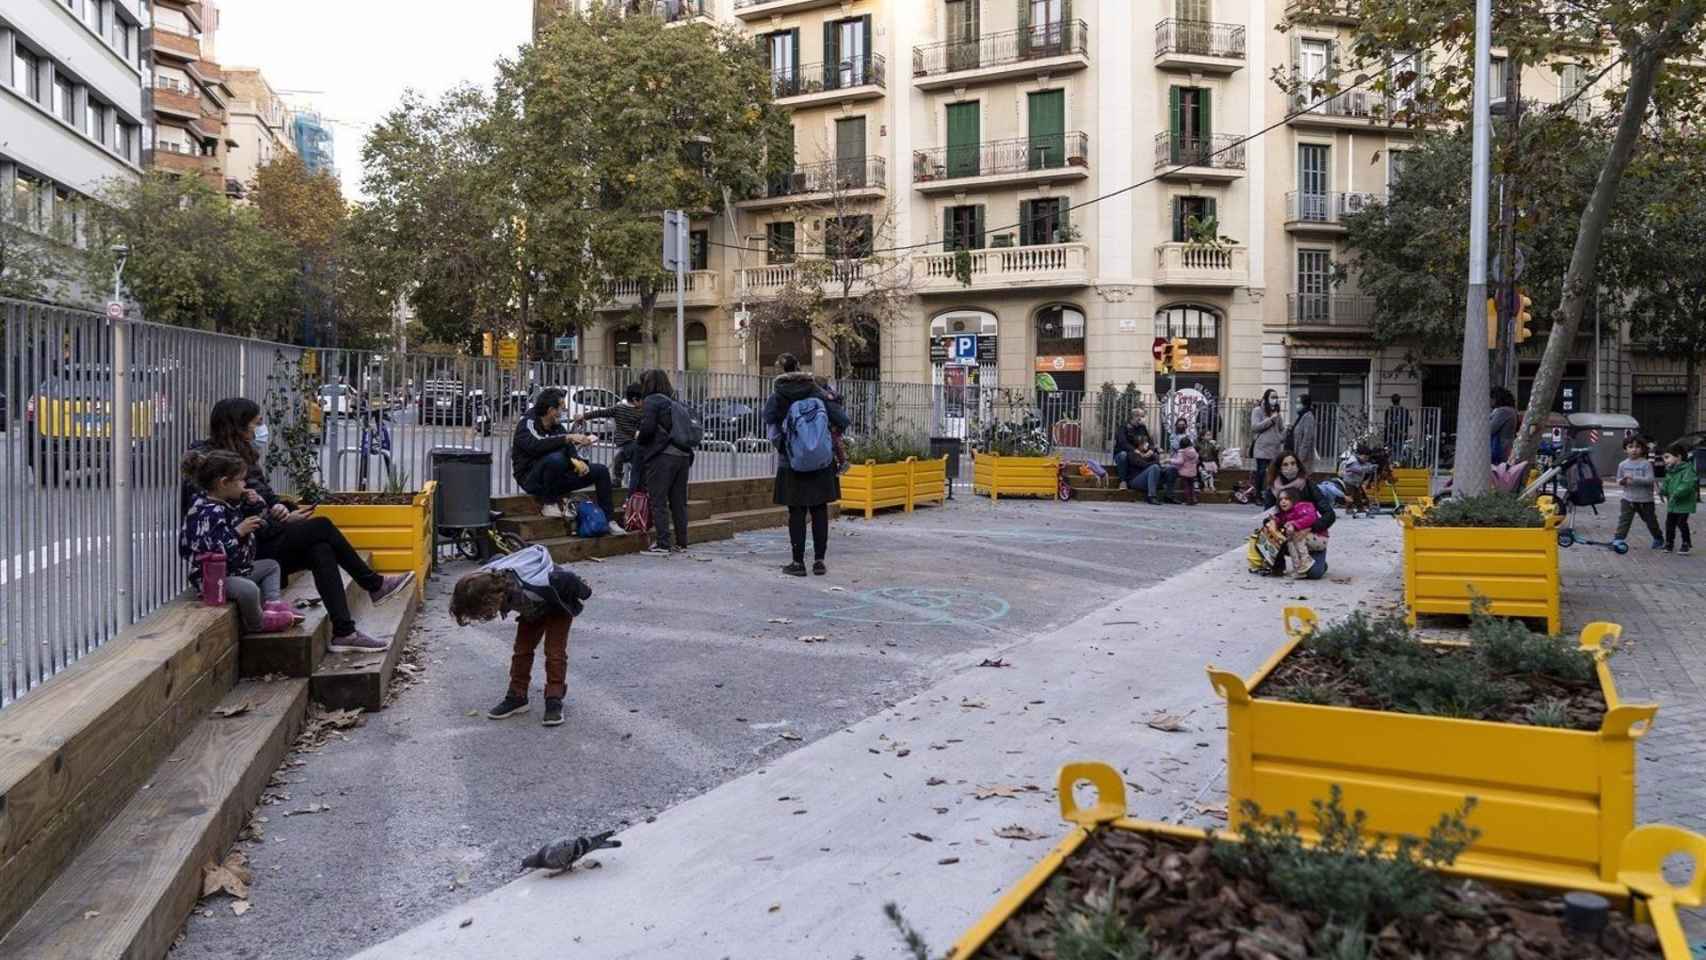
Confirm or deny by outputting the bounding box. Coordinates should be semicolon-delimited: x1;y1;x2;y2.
212;0;533;200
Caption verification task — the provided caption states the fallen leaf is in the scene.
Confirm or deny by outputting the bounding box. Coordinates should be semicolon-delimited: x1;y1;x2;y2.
231;900;251;917
459;918;474;929
1145;712;1188;733
202;851;252;900
937;857;960;866
959;698;988;710
82;910;100;920
779;732;802;742
767;617;794;624
994;825;1048;842
797;635;829;644
283;803;332;817
910;832;934;842
976;658;1010;668
464;709;479;717
211;702;252;719
895;748;911;758
768;903;782;913
926;777;947;786
884;639;898;647
1196;803;1229;820
975;785;1021;800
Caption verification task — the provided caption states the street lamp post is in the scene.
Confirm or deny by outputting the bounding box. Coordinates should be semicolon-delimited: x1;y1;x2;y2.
1453;0;1495;495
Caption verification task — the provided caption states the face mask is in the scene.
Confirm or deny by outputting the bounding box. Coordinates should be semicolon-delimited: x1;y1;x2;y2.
1281;465;1300;480
254;423;271;447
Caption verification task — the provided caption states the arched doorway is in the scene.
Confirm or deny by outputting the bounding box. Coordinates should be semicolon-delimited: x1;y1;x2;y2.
1154;304;1221;397
685;321;708;372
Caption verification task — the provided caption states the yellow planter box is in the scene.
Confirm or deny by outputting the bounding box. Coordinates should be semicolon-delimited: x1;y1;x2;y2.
952;762;1703;959
1207;607;1659;887
1402;511;1562;632
837;457;947;519
972;452;1059;501
311;481;436;591
1388;466;1433;502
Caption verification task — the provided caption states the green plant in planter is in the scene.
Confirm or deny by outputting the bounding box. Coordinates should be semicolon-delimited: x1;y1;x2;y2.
1469;605;1596;682
953;247;974;287
844;430;929;465
261;348;328;504
1415;491;1544;527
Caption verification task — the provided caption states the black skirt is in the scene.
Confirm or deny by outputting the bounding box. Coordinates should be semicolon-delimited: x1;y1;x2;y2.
773;465;841;508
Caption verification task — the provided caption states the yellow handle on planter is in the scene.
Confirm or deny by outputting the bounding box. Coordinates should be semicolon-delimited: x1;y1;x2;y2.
1282;606;1317;640
1578;621;1621;654
1057;762;1127;827
1600;703;1658;741
1206;667;1251;704
1618;824;1706;908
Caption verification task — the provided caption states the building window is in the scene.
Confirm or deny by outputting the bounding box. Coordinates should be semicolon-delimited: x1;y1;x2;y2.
1387;149;1409;191
1020;197;1068;246
611;328;639;368
826;215;873;259
944;204;985;251
688;229;708;271
84;99;100;138
13;173;46;229
89;103;107;144
685;321;708;372
1390;51;1422;111
116;122;134;160
766;222;795;263
1296;249;1333;322
15;48;41;102
1171;195;1216;243
115;20;133;60
84;0;102;32
763;29;799;97
54;78;74;123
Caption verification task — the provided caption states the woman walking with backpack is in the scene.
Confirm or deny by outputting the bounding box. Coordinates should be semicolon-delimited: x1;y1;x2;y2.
764;354;850;577
634;368;695;555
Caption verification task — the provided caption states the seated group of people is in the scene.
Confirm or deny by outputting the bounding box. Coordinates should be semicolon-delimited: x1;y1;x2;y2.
1109;412;1217;505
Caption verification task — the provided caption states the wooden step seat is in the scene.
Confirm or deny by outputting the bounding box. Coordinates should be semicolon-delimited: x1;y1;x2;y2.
0;679;307;960
535;518;736;563
310;579;421;712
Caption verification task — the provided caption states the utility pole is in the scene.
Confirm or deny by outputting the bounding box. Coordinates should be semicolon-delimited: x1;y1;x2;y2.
1495;58;1523;394
1453;0;1495;495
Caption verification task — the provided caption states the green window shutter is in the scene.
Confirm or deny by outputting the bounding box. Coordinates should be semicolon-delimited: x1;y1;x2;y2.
823;22;836;87
1017;0;1030;57
1289;34;1304;108
1204;197;1217;227
1019;199;1034;245
943;208;955;251
973;204;986;249
863;15;873;71
1326;40;1339;88
791;28;801;82
1200;88;1212;140
946;102;980;177
1027;89;1065;170
1172;197;1185;242
1168;86;1182;163
1058;199;1070;243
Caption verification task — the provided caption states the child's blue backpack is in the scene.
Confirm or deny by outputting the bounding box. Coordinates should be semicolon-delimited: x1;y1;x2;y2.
575;500;610;538
784;397;835;473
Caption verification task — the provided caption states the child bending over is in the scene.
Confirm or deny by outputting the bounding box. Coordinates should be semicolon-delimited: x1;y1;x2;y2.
451;545;592;728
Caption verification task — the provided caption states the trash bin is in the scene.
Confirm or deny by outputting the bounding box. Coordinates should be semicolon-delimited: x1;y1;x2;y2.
432;446;493;530
1565;413;1640;479
929;437;963;499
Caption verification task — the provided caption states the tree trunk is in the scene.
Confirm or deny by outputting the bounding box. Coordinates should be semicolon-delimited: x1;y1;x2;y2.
638;289;658;369
1689;352;1702;434
1512;42;1668;466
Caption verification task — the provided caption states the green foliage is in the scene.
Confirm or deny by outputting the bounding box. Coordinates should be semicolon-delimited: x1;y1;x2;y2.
1524;699;1573;728
1047;880;1152;960
382;468;414;496
953;247;974;287
0;185;101;304
261;349;327;503
844;430;928;465
1416;492;1545;528
1213;786;1479;927
1470;608;1596;683
979;417;1052;457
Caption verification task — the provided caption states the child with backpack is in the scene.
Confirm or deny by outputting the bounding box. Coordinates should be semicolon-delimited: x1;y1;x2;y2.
1168;436;1201;505
764;354;850;577
1659;442;1697;554
450;544;592;728
179;449;300;634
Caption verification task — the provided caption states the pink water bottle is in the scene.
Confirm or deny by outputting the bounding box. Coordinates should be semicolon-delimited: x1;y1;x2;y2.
199;553;227;606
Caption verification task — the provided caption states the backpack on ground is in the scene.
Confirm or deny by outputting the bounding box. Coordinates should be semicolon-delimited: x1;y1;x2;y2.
622;489;653;534
784;397;835;473
666;399;703;453
575;500;610;538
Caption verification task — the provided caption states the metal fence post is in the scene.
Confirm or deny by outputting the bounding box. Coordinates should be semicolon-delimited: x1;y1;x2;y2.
111;309;133;628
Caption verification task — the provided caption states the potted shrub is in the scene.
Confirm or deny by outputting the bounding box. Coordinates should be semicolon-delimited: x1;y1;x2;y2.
920;761;1698;959
838;432;947;519
1208;606;1658;886
309;473;437;591
1403;491;1561;631
971;415;1058;501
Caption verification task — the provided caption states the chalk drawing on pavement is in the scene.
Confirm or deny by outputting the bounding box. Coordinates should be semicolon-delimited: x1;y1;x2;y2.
815;587;1011;626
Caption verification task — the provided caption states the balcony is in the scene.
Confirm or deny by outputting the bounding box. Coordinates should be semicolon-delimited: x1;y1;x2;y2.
1153;133;1246;182
1153;19;1246;73
602;271;721;311
148;26;200;62
662;0;712;25
913;132;1090;194
771;54;887;108
150;80;203;121
912;22;1090;90
1288;88;1417;130
1283;0;1361;25
1154;243;1249;288
738;156;887;210
915;242;1090;295
1285;293;1375;332
733;0;843;20
737;260;872;298
1284;191;1386;233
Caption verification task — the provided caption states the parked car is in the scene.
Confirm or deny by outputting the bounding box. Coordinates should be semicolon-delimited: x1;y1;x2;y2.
538;385;625;442
696;396;766;446
23;365;166;484
319;383;356;418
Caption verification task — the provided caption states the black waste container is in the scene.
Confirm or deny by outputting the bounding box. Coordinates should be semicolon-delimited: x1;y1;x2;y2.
432;446;493;530
929;437;964;499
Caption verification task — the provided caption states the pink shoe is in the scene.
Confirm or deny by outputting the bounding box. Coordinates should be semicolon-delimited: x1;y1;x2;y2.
264;600;304;624
258;609;298;632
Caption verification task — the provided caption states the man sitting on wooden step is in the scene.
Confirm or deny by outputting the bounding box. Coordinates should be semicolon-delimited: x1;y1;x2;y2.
512;388;626;534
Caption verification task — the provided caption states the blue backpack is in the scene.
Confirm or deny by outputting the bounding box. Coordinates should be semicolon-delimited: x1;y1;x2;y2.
784;397;835;473
575;499;610;538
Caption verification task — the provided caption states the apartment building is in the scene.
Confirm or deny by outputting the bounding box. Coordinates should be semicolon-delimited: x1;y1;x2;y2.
552;1;1686;435
143;0;235;192
222;66;294;197
288;108;333;177
1;0;146;299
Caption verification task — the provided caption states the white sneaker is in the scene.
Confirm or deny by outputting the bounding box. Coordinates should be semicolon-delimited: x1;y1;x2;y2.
607;521;627;535
539;501;567;519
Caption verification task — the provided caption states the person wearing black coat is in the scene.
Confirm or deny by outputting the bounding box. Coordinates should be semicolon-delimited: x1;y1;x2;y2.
632;368;694;554
1261;475;1337;579
762;354;850;577
1111;412;1154;490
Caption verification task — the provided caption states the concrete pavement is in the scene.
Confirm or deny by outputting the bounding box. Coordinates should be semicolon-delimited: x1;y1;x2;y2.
348;514;1403;959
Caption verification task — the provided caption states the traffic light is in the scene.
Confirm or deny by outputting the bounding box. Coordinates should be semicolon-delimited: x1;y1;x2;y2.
482;332;495;357
1514;291;1534;343
1171;337;1190;371
1155;340;1174;373
1486;298;1499;346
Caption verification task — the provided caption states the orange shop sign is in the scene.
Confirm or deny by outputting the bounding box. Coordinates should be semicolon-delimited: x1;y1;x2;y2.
1034;354;1086;373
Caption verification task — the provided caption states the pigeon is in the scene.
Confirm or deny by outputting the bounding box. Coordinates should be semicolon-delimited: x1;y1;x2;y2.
521;831;622;873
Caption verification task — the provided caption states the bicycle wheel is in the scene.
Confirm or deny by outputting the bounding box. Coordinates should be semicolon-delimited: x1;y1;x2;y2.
453;528;484;561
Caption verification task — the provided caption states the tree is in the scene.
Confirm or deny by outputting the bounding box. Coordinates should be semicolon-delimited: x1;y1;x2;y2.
744;158;916;379
90;172;298;336
498;1;788;366
250;153;350;347
357;85;525;353
0;185;101;304
1290;0;1706;482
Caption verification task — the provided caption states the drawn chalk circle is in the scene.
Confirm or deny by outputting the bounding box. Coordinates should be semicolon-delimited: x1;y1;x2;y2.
815;587;1011;626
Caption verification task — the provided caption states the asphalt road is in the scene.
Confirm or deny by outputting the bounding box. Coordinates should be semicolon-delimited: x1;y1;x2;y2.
170;496;1261;960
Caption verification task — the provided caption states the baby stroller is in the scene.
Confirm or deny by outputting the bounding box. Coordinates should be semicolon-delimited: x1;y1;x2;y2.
1522;445;1622;553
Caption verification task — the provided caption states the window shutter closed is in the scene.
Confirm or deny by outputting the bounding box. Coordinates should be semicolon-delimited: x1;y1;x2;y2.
1168;87;1182;163
973;204;986;249
1204;197;1217;227
824;22;837;83
1200;88;1212;140
943;208;955;252
1172;197;1185;242
1017;0;1030;57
